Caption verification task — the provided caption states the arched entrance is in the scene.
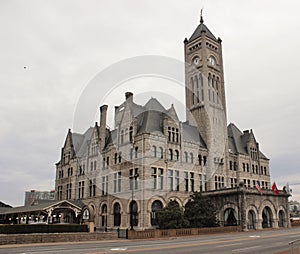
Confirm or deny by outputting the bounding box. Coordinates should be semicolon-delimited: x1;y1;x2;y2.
130;201;138;227
262;206;273;228
224;208;237;226
100;204;107;228
278;210;285;227
113;203;121;227
151;200;163;226
247;210;256;229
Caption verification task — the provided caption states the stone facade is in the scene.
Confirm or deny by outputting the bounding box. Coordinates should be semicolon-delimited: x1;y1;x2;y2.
55;15;289;230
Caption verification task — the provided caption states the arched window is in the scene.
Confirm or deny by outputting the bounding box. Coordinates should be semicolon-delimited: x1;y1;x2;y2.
184;152;188;163
94;161;96;171
278;210;285;227
203;156;207;166
157;147;163;159
151;146;157;158
224;208;237;226
101;204;107;227
151;200;163;226
135;147;138;158
129;126;133;142
199;73;204;101
208;74;212;101
190;153;193;164
125;128;128;140
248;210;256;229
198;155;202;165
130;200;138;227
191;77;195;105
91;161;93;171
113;203;121;227
174;150;179;161
168;149;173;160
262;206;273;228
114;153;118;164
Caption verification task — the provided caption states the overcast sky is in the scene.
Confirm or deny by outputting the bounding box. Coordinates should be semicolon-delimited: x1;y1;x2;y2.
0;0;299;206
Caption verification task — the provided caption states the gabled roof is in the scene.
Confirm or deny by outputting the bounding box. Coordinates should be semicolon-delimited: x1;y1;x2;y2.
227;123;268;160
0;200;84;215
144;97;167;113
136;110;164;134
167;104;179;122
188;20;218;43
73;127;93;157
182;122;206;148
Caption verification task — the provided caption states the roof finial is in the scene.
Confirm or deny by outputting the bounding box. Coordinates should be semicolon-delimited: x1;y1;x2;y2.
200;8;204;23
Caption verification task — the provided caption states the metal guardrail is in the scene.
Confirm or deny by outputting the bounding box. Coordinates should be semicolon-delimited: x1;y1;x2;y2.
289;239;300;254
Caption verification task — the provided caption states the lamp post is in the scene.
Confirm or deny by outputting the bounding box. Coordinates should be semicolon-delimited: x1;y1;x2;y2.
130;172;139;230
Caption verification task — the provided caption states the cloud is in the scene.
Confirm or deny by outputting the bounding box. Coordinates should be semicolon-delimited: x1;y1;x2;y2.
0;0;299;206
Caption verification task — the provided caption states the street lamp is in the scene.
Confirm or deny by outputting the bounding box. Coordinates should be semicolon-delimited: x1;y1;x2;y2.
129;172;139;230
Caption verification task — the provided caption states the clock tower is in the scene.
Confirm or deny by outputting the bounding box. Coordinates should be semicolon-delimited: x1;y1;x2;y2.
184;14;229;190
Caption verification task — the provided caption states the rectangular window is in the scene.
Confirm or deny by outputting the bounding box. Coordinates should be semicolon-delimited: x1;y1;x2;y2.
190;172;194;192
199;174;203;192
102;176;106;196
89;179;96;197
158;168;163;190
58;185;63;200
151;167;163;190
151;167;157;189
204;174;207;191
114;172;122;193
129;168;138;190
175;170;180;191
184;171;189;192
78;181;84;199
168;170;173;191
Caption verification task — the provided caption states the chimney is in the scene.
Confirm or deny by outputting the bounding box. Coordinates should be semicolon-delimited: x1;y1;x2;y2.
99;105;108;149
125;92;133;104
125;92;133;100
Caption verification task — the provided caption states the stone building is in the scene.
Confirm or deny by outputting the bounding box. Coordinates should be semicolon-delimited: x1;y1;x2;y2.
55;15;289;230
24;190;55;206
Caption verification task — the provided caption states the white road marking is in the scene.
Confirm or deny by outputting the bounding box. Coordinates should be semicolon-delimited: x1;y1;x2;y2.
110;247;128;251
249;235;260;238
232;246;261;252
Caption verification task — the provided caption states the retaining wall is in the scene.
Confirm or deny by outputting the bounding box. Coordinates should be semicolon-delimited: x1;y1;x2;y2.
0;232;117;245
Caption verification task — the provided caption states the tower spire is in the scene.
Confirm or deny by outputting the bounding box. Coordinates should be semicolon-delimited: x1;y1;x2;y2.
200;8;204;23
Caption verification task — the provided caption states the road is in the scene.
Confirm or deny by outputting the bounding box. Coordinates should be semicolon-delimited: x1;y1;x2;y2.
1;227;300;254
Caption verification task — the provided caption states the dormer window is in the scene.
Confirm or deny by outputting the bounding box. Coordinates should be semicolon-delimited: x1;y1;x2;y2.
167;126;179;143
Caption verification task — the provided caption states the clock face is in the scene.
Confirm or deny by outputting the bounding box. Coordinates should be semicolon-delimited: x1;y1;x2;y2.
193;57;200;65
209;56;216;66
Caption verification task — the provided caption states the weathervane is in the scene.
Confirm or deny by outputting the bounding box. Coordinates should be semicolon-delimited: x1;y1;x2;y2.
200;8;204;23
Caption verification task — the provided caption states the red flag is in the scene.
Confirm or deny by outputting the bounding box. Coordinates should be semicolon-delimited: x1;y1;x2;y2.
272;182;279;195
256;180;262;195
